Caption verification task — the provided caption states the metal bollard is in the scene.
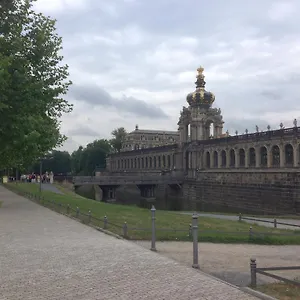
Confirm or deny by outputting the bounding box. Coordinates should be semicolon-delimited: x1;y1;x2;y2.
67;204;70;214
88;210;91;223
274;218;277;228
192;214;199;269
239;213;242;222
150;205;157;251
123;222;128;238
250;258;257;288
104;216;108;229
249;226;253;238
76;207;79;218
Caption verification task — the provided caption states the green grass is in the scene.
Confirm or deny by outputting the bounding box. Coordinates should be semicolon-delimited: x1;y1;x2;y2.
5;182;300;244
256;281;300;300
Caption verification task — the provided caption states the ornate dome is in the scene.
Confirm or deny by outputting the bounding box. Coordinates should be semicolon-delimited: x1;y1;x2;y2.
186;67;215;108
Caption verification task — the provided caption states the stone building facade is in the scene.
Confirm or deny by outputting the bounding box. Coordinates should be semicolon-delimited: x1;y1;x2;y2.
121;125;179;152
106;67;300;214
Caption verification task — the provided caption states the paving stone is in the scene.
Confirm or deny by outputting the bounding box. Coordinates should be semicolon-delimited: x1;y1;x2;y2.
0;186;259;300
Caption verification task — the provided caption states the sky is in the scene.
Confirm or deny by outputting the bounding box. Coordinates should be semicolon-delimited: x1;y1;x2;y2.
33;0;300;153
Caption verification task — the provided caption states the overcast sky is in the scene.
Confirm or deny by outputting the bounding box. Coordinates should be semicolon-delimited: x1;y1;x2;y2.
34;0;300;153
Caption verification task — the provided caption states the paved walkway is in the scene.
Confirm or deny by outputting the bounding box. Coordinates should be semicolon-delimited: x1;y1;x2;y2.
0;186;260;300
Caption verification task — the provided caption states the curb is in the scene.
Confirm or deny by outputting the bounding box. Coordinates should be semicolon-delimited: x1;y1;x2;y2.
240;287;278;300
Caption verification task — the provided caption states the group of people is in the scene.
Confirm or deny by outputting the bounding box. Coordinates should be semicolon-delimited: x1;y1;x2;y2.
20;171;54;184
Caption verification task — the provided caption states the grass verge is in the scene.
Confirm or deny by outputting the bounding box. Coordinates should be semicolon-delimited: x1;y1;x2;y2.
256;282;300;300
5;182;300;244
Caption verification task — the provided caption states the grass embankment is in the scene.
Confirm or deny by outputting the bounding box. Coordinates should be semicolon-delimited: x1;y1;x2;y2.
5;182;300;244
256;282;300;300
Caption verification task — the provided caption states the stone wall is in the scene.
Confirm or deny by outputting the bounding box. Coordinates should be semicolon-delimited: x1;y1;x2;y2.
182;171;300;214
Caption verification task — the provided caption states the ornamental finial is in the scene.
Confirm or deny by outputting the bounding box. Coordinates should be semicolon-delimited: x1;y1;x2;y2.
197;66;204;76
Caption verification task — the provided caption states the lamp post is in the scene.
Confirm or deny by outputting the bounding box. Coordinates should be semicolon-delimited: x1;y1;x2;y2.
39;158;43;194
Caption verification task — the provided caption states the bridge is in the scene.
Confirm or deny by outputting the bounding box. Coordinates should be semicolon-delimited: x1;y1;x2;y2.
73;174;184;186
72;173;184;202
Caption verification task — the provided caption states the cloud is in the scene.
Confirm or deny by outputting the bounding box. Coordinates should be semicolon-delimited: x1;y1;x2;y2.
31;0;300;152
68;84;169;119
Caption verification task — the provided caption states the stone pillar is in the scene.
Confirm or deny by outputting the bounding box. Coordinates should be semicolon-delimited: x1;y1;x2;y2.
245;148;249;168
293;144;299;167
255;147;260;168
279;146;284;168
235;151;239;168
267;149;272;168
218;152;222;168
226;150;230;168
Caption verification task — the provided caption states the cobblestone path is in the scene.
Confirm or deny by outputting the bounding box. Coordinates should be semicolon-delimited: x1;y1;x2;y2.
0;186;259;300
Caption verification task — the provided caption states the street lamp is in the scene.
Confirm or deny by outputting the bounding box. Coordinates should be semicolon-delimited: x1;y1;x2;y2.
39;154;53;194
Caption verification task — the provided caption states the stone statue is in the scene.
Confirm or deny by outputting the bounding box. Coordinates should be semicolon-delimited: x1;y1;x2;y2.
293;119;297;127
255;125;259;132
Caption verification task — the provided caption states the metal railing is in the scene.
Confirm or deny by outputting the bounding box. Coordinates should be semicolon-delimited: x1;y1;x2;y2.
250;258;300;287
239;214;300;229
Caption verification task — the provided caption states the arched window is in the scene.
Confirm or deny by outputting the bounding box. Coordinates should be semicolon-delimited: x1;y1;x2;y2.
206;151;210;168
260;146;267;167
221;150;226;167
153;157;157;168
145;157;148;168
213;151;218;168
158;156;161;168
229;149;235;167
149;157;153;168
271;145;280;167
249;148;256;167
285;144;294;166
239;149;245;167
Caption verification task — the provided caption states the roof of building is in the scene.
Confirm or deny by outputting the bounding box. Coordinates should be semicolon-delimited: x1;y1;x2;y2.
129;129;179;135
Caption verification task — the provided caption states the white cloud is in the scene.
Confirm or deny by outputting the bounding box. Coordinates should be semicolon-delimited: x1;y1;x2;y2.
268;1;295;21
34;0;87;13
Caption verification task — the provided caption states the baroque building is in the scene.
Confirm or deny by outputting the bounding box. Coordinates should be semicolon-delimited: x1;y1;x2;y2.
103;66;300;214
121;125;179;152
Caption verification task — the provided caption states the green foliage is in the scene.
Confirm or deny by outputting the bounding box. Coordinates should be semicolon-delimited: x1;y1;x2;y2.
71;139;111;175
0;0;72;168
110;127;127;153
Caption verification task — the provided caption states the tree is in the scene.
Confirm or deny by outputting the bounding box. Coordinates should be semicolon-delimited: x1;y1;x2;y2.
0;0;72;169
71;140;111;175
29;150;71;175
110;127;127;153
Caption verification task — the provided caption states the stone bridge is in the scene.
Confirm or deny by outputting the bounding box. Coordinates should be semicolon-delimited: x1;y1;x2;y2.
73;173;184;203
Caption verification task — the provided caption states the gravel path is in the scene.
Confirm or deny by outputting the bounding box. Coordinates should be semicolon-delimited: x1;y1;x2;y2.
135;241;300;287
0;185;260;300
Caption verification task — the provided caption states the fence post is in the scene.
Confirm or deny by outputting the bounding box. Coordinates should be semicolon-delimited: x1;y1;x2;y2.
123;222;128;238
76;207;79;218
239;213;242;222
150;205;156;251
104;216;108;229
67;204;70;214
88;210;91;223
274;218;277;228
249;226;253;238
192;214;199;269
250;258;257;288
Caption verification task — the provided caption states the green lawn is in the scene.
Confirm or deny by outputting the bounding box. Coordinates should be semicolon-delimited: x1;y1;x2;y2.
5;182;300;244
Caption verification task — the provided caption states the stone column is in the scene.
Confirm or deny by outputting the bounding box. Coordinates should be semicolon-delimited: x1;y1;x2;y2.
267;149;272;168
255;147;260;168
218;152;222;168
293;144;299;167
235;151;239;168
226;150;230;168
245;148;249;168
279;146;284;168
210;151;214;168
